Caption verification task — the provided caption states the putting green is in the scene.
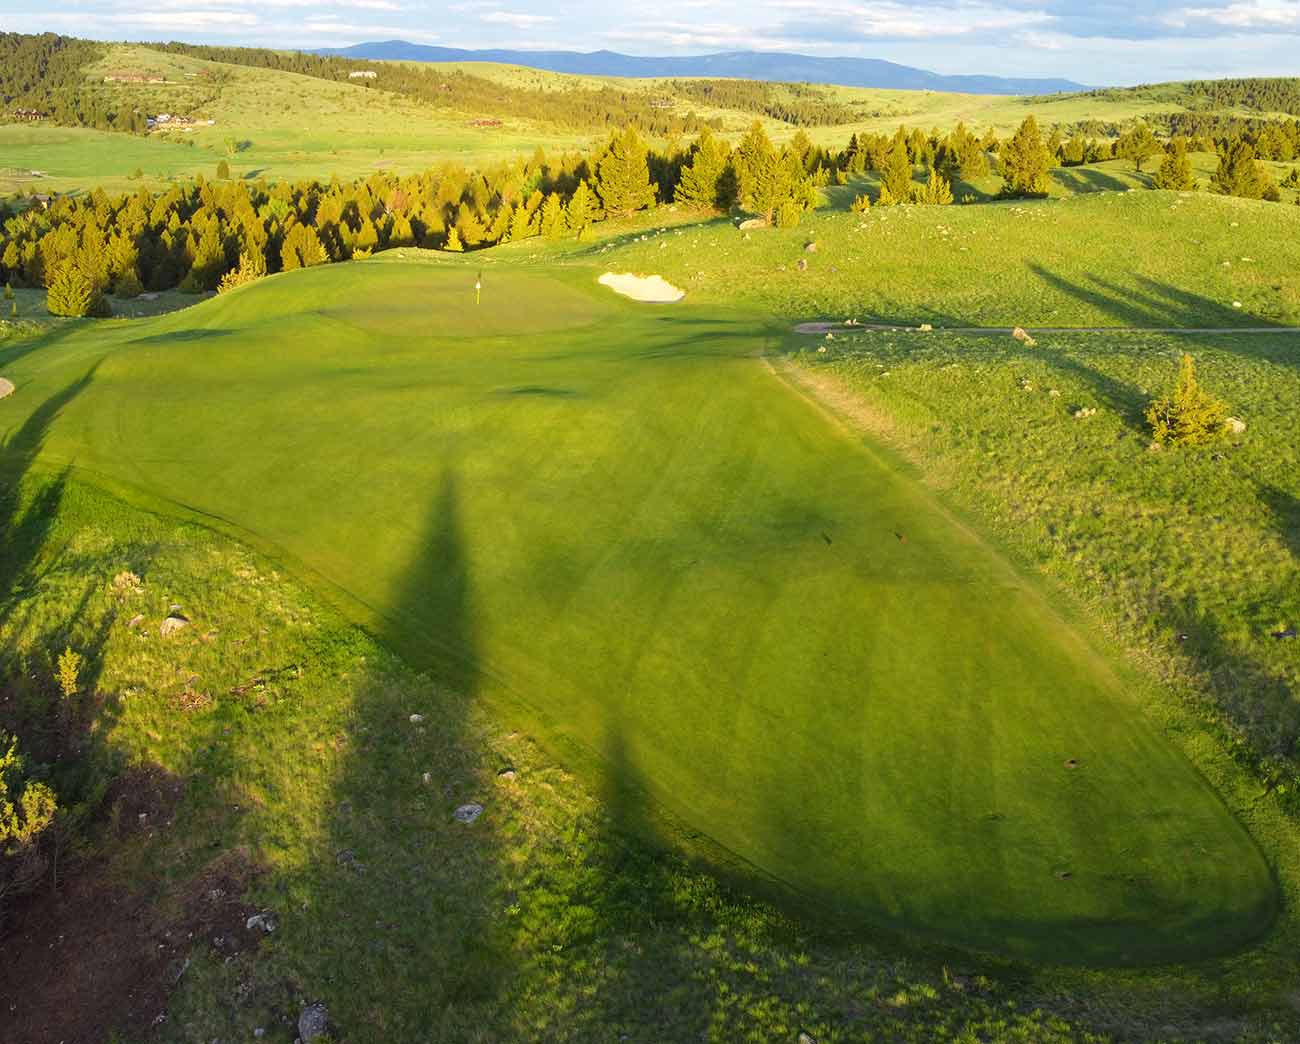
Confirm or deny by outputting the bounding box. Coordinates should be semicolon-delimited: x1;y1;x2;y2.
0;261;1276;963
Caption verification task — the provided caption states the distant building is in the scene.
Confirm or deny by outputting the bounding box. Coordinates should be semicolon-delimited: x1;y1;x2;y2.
10;108;46;122
348;70;378;79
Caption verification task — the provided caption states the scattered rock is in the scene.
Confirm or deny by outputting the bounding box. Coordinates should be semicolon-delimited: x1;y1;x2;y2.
335;848;366;873
454;803;484;824
421;771;433;784
1064;758;1079;770
497;768;517;782
159;616;189;638
804;241;818;253
796;258;808;272
245;912;277;934
798;1033;818;1044
1073;407;1098;419
918;323;933;332
738;217;767;231
1225;417;1247;435
1011;327;1037;347
1273;627;1297;641
409;713;425;724
1049;388;1061;397
1232;301;1243;309
298;1002;330;1043
0;377;15;401
127;614;145;629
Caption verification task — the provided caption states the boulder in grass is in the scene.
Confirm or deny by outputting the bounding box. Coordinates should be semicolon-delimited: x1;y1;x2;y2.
0;378;14;400
159;615;189;637
454;803;484;824
1225;417;1247;435
1011;327;1037;347
298;1002;330;1042
738;218;767;231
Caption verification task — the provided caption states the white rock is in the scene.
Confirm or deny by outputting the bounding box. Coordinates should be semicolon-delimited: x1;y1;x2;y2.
159;616;189;637
0;378;14;400
454;803;484;824
1225;417;1247;434
409;713;425;724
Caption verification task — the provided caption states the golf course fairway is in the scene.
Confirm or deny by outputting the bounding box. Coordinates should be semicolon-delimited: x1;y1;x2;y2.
0;259;1276;964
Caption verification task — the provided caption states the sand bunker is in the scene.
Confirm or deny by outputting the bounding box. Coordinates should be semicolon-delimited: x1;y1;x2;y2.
0;378;14;401
598;272;685;303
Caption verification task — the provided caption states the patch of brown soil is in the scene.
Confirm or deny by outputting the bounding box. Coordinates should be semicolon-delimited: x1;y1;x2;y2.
1;800;262;1044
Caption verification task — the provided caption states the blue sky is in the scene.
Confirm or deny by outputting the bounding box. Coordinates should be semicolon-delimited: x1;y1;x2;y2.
5;1;1300;85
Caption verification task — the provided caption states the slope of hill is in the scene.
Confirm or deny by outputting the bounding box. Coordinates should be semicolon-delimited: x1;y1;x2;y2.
318;41;1087;95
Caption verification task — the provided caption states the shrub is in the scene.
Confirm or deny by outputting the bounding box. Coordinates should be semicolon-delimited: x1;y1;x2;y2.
46;262;109;318
217;250;268;294
1;731;58;912
774;199;803;228
850;193;871;214
216;160;230;180
3;282;12;300
911;167;954;205
56;648;82;700
1146;353;1230;446
113;269;144;299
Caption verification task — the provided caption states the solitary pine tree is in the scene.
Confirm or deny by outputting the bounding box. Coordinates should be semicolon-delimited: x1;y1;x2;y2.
1211;138;1271;200
1153;137;1195;191
674;128;730;211
1117;122;1161;172
443;227;464;252
595;127;656;218
1000;116;1052;197
1147;353;1230;446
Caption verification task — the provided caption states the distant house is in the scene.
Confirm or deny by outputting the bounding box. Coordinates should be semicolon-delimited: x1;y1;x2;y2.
10;108;46;122
103;70;166;84
470;118;503;128
348;70;378;80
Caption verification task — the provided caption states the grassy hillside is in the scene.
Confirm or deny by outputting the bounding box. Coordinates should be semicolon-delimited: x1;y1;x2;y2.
592;189;1300;325
0;258;1278;965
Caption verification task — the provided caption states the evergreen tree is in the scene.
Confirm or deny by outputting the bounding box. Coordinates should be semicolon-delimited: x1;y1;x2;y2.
538;193;566;239
1153;137;1196;191
1146;353;1230;446
443;227;464;252
882;138;915;202
911;167;954;205
1211;138;1272;200
1000;116;1052;198
565;179;596;234
46;260;108;317
1117;122;1161;172
216;159;230;180
674;128;730;211
594;127;656;217
732;121;781;221
280;223;327;270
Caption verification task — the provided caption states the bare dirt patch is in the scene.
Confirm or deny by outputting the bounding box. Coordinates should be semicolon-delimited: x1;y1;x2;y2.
1;773;261;1044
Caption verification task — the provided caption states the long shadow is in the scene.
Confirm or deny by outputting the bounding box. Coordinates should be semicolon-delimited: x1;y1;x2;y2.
1051;167;1137;194
286;468;514;1037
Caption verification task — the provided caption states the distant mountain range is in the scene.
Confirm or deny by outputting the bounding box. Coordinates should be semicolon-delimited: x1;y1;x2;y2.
314;42;1088;96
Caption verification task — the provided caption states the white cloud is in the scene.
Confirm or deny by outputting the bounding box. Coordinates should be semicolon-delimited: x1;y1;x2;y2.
1166;0;1300;30
480;10;556;29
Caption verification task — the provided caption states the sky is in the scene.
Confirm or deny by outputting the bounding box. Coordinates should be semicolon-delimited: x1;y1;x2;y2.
4;0;1300;85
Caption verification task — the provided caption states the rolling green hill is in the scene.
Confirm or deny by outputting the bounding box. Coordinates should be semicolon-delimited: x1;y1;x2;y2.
0;257;1278;963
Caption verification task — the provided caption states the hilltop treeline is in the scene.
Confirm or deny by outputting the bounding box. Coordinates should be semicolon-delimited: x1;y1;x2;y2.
0;33;147;131
666;79;864;126
1044;77;1300;117
150;41;718;137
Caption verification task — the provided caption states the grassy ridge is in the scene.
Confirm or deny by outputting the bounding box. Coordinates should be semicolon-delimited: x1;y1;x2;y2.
0;261;1276;963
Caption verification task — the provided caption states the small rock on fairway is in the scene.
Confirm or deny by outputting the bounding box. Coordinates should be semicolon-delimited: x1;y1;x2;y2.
454;803;484;824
